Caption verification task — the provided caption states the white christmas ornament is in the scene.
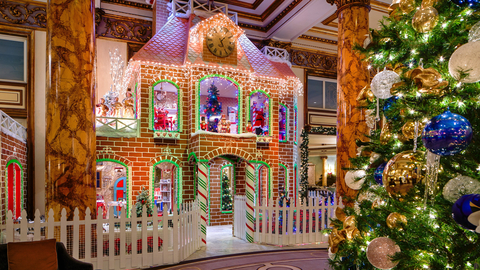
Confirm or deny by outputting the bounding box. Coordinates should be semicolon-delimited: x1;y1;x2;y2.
370;70;400;99
469;21;480;42
345;170;367;190
449;41;480;83
443;175;480;203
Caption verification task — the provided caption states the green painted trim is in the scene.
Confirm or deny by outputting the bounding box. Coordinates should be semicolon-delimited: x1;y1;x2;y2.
250;160;272;202
96;158;130;217
196;74;242;133
150;79;182;133
279;103;288;143
152;159;182;211
220;163;235;213
279;163;289;194
188;152;199;163
199;159;210;163
294;105;298;145
5;159;24;217
247;89;273;137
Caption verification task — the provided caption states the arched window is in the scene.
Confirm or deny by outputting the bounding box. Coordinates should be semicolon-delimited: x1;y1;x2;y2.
151;80;181;134
279;103;288;142
248;90;271;136
5;159;23;219
96;160;129;218
198;75;241;134
153;160;182;215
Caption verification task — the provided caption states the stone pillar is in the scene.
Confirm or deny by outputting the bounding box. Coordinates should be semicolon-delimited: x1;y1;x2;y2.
45;0;96;220
197;162;209;245
327;0;370;199
321;156;328;186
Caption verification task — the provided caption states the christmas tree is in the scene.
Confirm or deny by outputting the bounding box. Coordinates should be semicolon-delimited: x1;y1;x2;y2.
135;187;153;217
328;0;480;269
205;82;222;119
221;174;232;212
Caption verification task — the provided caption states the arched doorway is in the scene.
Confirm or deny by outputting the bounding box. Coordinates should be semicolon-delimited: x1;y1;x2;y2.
113;177;127;216
153;160;180;215
5;159;23;219
96;160;129;218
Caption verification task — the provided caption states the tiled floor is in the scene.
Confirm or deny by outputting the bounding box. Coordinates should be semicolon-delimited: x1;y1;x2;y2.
184;225;327;260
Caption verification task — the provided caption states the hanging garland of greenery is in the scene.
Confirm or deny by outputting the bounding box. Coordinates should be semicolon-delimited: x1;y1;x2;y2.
299;125;337;203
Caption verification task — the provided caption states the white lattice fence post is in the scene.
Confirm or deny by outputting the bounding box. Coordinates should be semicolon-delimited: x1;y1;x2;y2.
245;162;256;243
197;162;209;245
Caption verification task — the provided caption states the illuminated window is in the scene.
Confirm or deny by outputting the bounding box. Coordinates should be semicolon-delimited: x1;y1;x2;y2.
279;103;288;142
248;90;271;136
152;81;180;132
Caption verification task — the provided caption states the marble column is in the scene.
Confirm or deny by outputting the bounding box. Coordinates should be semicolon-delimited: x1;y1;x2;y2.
45;0;96;220
328;0;370;199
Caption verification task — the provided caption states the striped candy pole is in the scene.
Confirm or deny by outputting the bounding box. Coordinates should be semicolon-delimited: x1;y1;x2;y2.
197;162;209;245
245;162;256;243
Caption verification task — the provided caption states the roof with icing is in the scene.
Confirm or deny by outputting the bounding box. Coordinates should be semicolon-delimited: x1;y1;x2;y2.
132;13;297;79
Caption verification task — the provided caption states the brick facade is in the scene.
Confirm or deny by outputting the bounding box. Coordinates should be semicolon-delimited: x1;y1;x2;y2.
0;130;27;222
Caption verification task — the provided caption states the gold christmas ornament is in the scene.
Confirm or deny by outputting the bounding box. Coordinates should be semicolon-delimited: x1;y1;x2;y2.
335;207;347;222
421;0;438;8
380;122;392;145
328;228;345;253
402;121;425;139
397;132;409;143
410;67;448;96
328;214;362;253
386;212;408;230
399;0;415;14
383;150;426;199
342;216;361;241
412;7;439;33
357;85;375;107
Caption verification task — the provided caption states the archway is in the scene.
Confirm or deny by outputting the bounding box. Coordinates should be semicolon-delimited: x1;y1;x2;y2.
95;160;129;218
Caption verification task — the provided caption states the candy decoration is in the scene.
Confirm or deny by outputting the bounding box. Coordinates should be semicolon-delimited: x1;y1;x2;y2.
197;162;209;245
422;110;473;156
245;163;256;242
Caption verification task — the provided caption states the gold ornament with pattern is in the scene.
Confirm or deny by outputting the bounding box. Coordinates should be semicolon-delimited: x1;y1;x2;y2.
402;121;425;140
383;150;426;199
380;122;393;145
412;6;439;33
399;0;415;14
206;26;235;58
357;85;375;106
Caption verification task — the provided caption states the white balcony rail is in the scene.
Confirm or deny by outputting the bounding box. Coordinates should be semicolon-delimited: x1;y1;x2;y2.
234;195;342;247
1;201;201;270
261;46;292;66
170;0;237;24
96;117;139;138
0;110;27;142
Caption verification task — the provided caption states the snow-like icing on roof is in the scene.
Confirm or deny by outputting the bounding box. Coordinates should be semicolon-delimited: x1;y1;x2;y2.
131;17;190;65
132;12;298;79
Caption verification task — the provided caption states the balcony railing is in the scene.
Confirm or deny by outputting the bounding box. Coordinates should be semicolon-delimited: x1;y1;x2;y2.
0;110;27;142
96;117;139;138
261;46;291;66
171;0;238;24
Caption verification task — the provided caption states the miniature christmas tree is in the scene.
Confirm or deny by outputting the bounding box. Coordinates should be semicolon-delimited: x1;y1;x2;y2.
328;0;480;269
135;187;153;217
221;174;232;212
205;82;222;119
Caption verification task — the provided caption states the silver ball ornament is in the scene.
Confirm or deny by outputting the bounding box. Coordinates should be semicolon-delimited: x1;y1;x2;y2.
371;70;400;99
443;175;480;203
469;21;480;42
449;41;480;83
366;237;401;269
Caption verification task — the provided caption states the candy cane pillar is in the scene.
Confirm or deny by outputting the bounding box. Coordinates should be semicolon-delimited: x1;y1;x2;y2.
197;162;209;245
245;162;256;243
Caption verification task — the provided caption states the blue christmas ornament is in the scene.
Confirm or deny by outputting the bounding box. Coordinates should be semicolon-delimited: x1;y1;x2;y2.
450;0;480;10
452;194;480;232
383;96;399;121
374;162;387;185
421;110;473;156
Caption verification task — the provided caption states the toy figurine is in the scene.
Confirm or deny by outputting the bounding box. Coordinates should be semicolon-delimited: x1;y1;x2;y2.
112;97;124;117
246;123;253;132
226;120;231;133
96;98;109;117
252;105;265;135
154;107;169;130
200;117;207;131
279;109;286;140
219;114;228;133
123;90;135;118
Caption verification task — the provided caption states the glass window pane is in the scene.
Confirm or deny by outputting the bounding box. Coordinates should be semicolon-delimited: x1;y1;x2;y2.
279;105;287;142
307;79;323;108
325;82;337;110
0;37;25;82
154;82;179;131
249;91;269;136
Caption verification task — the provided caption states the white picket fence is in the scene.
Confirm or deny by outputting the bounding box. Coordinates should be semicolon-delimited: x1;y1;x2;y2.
0;200;202;270
233;195;342;247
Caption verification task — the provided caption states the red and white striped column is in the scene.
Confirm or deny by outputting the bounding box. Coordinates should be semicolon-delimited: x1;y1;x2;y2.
245;162;256;243
197;162;209;245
